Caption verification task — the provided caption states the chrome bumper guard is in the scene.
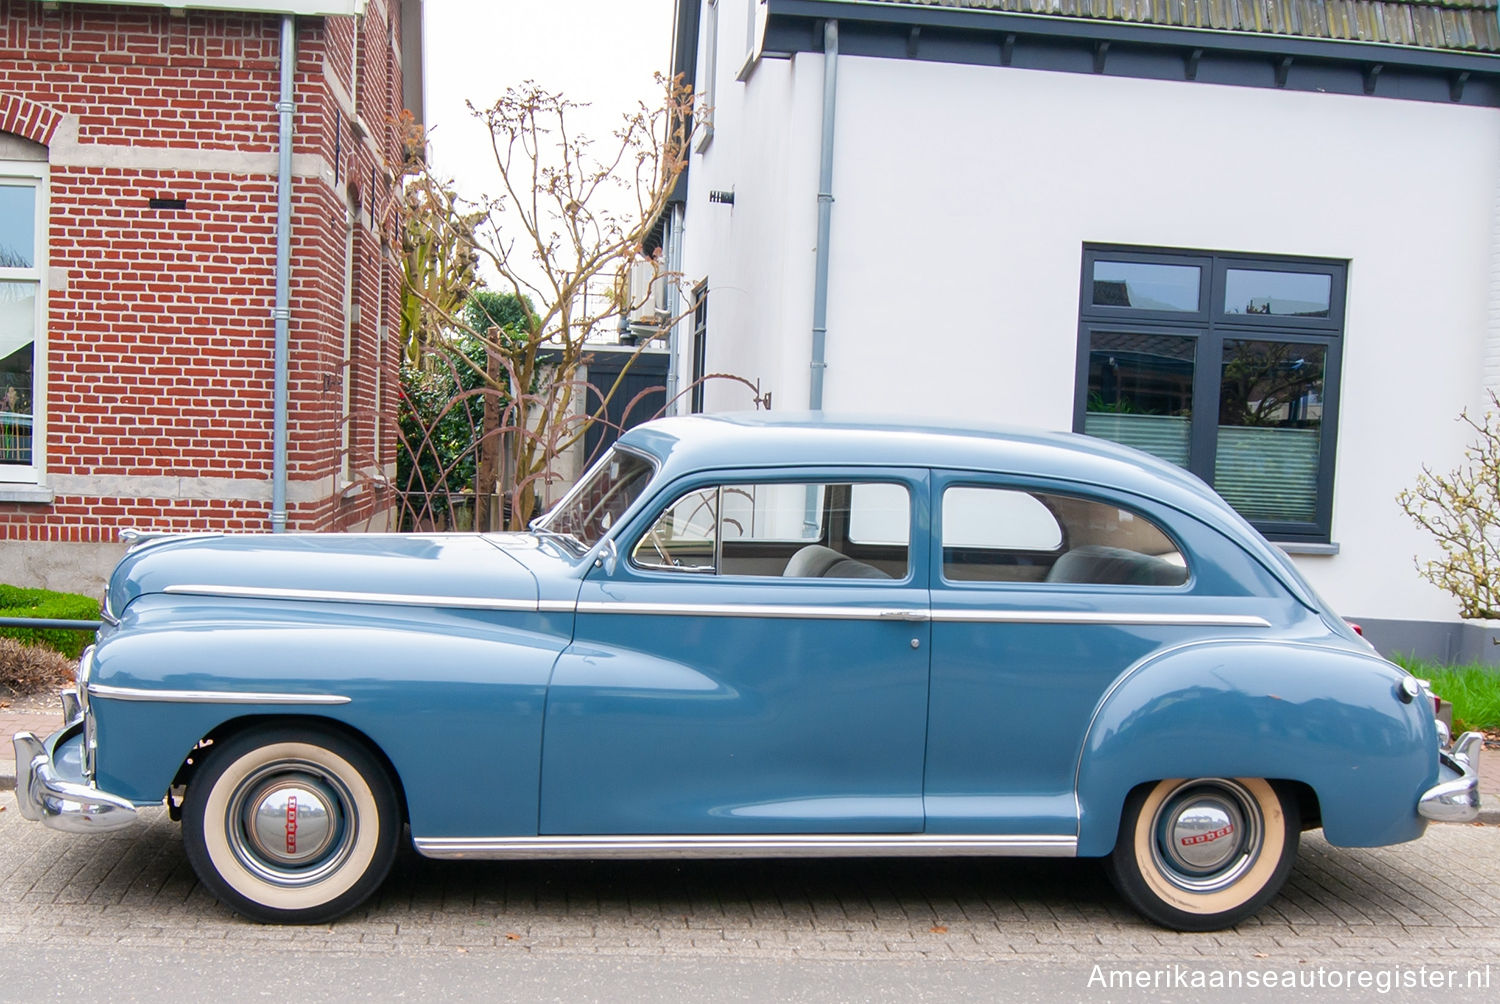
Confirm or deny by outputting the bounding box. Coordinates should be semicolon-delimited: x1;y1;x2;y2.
1418;732;1483;823
13;717;138;834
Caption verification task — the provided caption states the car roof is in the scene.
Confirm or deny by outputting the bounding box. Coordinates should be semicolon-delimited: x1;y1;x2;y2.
615;412;1322;610
622;412;1214;505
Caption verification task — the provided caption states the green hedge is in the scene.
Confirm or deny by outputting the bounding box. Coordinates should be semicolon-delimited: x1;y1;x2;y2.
0;584;99;659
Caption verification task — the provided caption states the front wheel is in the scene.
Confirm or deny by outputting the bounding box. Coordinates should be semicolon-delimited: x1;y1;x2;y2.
182;725;401;924
1105;777;1299;931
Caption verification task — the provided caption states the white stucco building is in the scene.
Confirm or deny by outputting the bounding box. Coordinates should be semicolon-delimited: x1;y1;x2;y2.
664;0;1500;658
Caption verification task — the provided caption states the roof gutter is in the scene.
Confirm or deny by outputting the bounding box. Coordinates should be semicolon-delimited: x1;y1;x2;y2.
809;18;838;410
270;12;294;533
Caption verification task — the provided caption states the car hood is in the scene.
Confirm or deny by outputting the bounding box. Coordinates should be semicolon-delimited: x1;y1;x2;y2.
107;533;539;617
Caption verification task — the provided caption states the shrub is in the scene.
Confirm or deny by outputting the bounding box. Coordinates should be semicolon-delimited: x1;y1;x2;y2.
1397;393;1500;619
0;636;75;695
0;584;99;659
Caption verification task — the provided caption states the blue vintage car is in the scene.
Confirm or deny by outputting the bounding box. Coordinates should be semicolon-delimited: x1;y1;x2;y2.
12;414;1483;930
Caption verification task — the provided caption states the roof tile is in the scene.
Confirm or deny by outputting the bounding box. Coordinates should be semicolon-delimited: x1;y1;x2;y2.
861;0;1500;51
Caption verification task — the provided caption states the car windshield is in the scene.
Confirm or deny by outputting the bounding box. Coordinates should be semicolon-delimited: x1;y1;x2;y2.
534;448;657;552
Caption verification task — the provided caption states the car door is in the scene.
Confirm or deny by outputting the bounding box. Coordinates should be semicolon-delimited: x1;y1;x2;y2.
923;471;1290;838
539;469;931;835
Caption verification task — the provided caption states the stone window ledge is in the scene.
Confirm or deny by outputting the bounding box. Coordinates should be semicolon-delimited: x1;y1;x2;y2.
0;485;54;504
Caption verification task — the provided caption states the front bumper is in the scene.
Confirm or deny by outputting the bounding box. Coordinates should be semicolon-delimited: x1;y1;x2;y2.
1417;732;1483;823
13;706;138;833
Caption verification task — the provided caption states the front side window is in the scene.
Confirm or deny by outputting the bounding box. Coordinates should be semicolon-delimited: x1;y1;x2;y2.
1077;246;1345;542
633;480;911;579
942;485;1187;587
0;159;43;482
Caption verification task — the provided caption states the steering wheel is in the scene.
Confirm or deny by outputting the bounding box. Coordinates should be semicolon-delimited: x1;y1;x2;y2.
646;526;676;566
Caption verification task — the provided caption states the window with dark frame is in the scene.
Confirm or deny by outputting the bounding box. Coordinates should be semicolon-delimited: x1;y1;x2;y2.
1074;246;1347;543
690;281;708;414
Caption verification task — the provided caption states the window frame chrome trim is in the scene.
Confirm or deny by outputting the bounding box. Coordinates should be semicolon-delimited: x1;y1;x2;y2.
88;683;351;705
413;833;1077;860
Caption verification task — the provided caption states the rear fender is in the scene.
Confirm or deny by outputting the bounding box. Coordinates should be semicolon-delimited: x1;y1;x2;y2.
1074;640;1436;856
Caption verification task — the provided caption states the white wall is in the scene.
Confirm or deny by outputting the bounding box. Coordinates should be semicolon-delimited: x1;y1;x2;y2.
680;0;824;414
682;37;1500;624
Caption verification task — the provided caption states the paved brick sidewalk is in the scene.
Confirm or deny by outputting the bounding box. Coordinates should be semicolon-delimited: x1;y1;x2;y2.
0;702;65;791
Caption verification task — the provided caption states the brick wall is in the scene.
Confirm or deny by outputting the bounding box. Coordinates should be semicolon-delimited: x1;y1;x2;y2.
0;0;410;558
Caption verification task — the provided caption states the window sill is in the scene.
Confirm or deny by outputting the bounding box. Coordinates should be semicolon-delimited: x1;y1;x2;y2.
1274;541;1340;556
0;485;54;504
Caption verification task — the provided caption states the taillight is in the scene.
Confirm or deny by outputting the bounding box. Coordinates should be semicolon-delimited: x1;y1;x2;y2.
1347;621;1363;636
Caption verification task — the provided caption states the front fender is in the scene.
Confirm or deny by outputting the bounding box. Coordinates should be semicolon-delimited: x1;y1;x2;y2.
88;594;571;838
1074;640;1436;856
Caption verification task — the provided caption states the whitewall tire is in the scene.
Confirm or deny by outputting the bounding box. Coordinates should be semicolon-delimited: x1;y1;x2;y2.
1105;777;1299;931
182;725;400;924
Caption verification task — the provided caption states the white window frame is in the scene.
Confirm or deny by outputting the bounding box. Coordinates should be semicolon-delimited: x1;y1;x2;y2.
696;0;719;152
340;197;356;486
736;0;764;80
0;160;47;486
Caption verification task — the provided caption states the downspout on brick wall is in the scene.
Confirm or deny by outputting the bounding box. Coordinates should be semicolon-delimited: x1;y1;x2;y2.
271;13;295;532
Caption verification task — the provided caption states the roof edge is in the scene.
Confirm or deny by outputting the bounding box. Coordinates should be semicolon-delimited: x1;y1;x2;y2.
767;0;1500;70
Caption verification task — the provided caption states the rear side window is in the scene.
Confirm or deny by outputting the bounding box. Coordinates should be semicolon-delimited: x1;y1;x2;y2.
942;486;1187;587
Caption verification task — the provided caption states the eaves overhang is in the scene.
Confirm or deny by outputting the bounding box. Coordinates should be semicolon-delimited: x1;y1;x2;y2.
764;0;1500;106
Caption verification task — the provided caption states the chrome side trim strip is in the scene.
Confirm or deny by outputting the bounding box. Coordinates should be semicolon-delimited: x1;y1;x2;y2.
88;683;351;705
163;583;538;612
575;602;1268;628
929;610;1272;628
575;601;929;621
413;833;1077;860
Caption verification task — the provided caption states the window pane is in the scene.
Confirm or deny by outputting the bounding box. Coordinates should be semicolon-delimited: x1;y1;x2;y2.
943;487;1061;551
0;185;35;269
0;280;35;466
1084;331;1194;468
720;482;823;542
1091;261;1200;312
635;482;910;578
942;487;1186;586
1223;269;1331;318
848;482;911;546
1214;340;1325;523
634;486;719;572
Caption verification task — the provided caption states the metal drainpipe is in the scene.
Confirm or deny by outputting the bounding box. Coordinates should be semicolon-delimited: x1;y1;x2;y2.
270;13;295;532
665;203;685;414
809;19;838;410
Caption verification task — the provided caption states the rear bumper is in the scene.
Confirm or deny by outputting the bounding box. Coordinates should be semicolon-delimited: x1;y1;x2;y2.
12;723;139;834
1417;732;1483;823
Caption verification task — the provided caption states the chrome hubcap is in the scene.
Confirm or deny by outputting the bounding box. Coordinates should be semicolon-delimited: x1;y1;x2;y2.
225;760;357;887
245;778;338;867
1150;779;1262;893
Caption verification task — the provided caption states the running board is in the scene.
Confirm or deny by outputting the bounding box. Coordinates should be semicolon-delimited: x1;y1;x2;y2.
413;833;1078;860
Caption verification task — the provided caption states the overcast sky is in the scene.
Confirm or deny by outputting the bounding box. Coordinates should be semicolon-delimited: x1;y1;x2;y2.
422;0;678;218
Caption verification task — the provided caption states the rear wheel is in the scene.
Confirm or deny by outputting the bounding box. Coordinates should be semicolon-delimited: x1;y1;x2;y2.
1105;777;1298;931
182;725;400;924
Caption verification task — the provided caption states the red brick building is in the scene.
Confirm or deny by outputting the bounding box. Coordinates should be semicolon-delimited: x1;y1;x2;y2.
0;0;424;591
